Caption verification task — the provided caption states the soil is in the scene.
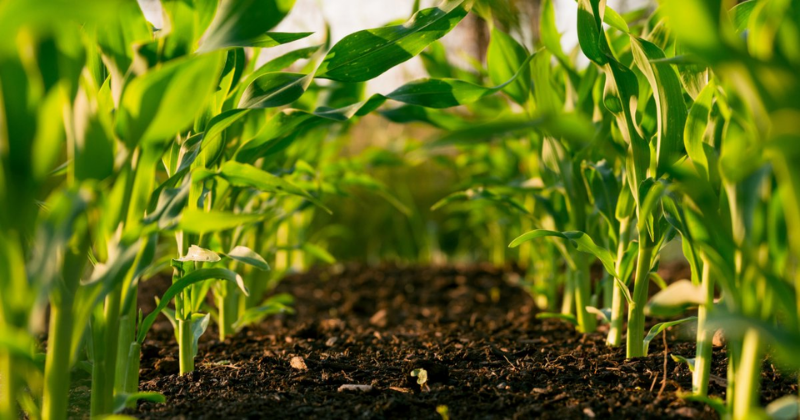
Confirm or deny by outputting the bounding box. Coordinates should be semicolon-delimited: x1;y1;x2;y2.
67;263;798;419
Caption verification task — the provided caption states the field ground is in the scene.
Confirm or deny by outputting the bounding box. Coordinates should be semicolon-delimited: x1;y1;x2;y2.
67;264;797;419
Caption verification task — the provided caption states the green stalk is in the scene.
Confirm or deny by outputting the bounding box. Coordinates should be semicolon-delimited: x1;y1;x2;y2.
573;256;596;333
533;253;556;310
42;295;74;420
517;196;535;271
608;219;631;347
601;273;613;309
489;220;505;268
693;261;714;396
727;341;739;412
218;282;239;340
114;301;136;393
626;234;654;358
0;351;15;420
101;286;121;412
90;316;107;417
178;318;194;375
733;328;764;420
123;341;141;397
561;269;575;316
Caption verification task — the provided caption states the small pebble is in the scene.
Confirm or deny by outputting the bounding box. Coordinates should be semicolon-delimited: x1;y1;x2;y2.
338;384;373;393
290;356;307;371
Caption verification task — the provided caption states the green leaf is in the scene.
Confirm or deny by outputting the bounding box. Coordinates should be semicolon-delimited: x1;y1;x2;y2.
576;0;607;65
431;189;529;214
766;396;800;420
706;313;800;368
253;45;321;76
487;28;530;105
219;161;332;213
646;280;706;317
116;52;223;146
137;268;247;343
198;0;297;52
387;54;533;109
411;368;428;386
649;272;668;290
509;230;618;278
603;6;629;33
684;81;715;181
225;245;270;270
94;1;151;81
643;317;697;355
236;32;313;49
302;243;336;264
540;0;568;64
660;0;727;62
238;72;313;109
160;0;217;60
681;394;727;417
315;0;468;82
586;306;612;324
177;245;221;263
629;37;688;177
670;354;696;372
432;114;596;148
232;295;294;329
636;178;667;239
112;392;165;414
380;105;468;130
33;87;67;180
730;1;757;33
177;209;266;234
189;313;210;358
0;328;41;368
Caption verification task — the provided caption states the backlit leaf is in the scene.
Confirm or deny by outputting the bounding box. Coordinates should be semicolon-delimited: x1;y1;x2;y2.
315;0;468;82
199;0;297;52
137;268;248;343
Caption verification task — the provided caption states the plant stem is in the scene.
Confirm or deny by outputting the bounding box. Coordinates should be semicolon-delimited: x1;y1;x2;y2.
601;273;613;309
693;261;714;396
90;316;107;417
42;297;74;420
724;339;738;413
114;303;136;394
626;236;654;358
560;269;575;316
218;282;239;340
178;318;194;375
733;328;764;420
0;350;17;420
489;221;505;268
608;219;631;347
123;341;141;397
573;257;596;333
101;286;122;412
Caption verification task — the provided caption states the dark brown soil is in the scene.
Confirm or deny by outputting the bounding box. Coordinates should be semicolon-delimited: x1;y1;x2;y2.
68;263;798;419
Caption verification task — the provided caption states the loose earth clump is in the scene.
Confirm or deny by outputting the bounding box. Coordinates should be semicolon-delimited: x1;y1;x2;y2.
69;264;797;419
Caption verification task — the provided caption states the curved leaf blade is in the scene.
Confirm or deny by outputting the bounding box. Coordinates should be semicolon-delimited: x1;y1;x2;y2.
315;0;468;82
238;72;313;109
198;0;297;52
116;53;223;146
225;245;270;270
643;317;697;355
137;268;247;343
